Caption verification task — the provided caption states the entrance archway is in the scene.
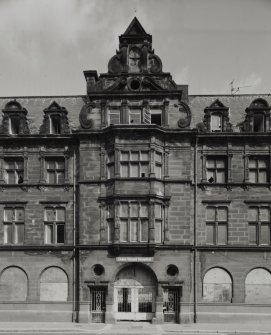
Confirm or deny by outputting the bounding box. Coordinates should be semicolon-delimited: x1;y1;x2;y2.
113;263;157;321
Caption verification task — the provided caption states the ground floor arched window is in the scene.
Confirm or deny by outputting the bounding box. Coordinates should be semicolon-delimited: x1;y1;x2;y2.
203;267;232;302
245;268;271;303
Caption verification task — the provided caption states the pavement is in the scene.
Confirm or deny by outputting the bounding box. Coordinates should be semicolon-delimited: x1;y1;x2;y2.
0;322;270;334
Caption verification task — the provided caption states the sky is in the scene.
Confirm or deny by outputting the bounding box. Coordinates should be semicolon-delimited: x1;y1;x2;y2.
0;0;270;97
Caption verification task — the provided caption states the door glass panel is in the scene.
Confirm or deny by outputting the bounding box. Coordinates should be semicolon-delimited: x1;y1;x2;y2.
138;288;153;312
117;288;131;312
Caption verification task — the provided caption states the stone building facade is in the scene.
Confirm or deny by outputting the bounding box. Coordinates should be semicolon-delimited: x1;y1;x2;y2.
0;18;270;323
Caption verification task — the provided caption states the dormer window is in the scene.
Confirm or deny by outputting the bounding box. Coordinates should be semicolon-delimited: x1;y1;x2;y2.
210;113;222;132
242;99;271;133
1;101;29;135
40;101;70;135
203;100;232;133
50;115;61;134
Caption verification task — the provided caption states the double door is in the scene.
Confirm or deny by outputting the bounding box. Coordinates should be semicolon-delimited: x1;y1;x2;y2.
115;286;155;321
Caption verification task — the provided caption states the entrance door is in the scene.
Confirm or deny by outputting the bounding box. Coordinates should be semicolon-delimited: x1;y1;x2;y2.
90;288;106;323
115;286;155;320
163;288;180;323
114;264;157;321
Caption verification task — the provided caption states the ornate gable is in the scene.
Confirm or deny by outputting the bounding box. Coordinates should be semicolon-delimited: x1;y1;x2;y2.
84;17;178;94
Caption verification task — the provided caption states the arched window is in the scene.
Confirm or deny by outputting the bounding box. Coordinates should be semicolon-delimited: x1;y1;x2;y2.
0;267;28;301
203;267;232;302
40;267;68;301
245;268;271;303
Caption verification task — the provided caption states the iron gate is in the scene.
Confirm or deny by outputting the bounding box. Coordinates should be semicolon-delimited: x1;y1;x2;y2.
163;288;179;323
91;288;106;323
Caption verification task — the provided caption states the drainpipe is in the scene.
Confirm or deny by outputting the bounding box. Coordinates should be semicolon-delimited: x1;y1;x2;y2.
193;136;198;323
72;147;78;322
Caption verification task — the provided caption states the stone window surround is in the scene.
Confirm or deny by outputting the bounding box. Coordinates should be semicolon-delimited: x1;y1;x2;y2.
43;205;66;245
0;152;28;185
205;206;228;245
100;197;170;244
101;99;169;128
39;151;69;185
243;154;271;185
3;205;25;245
103;145;165;180
201;151;232;185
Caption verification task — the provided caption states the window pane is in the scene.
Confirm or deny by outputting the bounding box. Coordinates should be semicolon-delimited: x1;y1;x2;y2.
154;204;162;218
130;110;141;124
211;114;222;131
120;220;128;242
206;170;215;183
140;219;148;242
217;207;227;221
4;208;13;222
108;205;114;218
141;151;149;161
15;208;24;222
206;207;215;221
155;152;162;163
108;111;120;124
260;224;270;245
107;221;113;242
108;153;115;163
249;159;257;168
56;224;65;243
155;164;162;179
259;171;267;183
48;171;55;184
141;163;149;177
6;160;15;169
206;224;215;244
218;224;227;244
216;170;225;183
140;203;148;217
14;223;24;244
45;224;53;244
45;208;55;222
206;159;215;168
154;220;162;243
57;172;65;184
56;160;65;169
258;159;267;168
47;160;55;169
131;152;139;161
216;159;225;168
249;223;257;244
120;203;129;217
260;208;270;222
130;220;138;242
249;171;257;183
4;224;12;244
16;160;24;170
120;163;129;177
121;152;129;161
56;208;65;222
130;163;139;177
7;171;15;184
108;164;115;178
130;203;138;217
248;208;258;222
